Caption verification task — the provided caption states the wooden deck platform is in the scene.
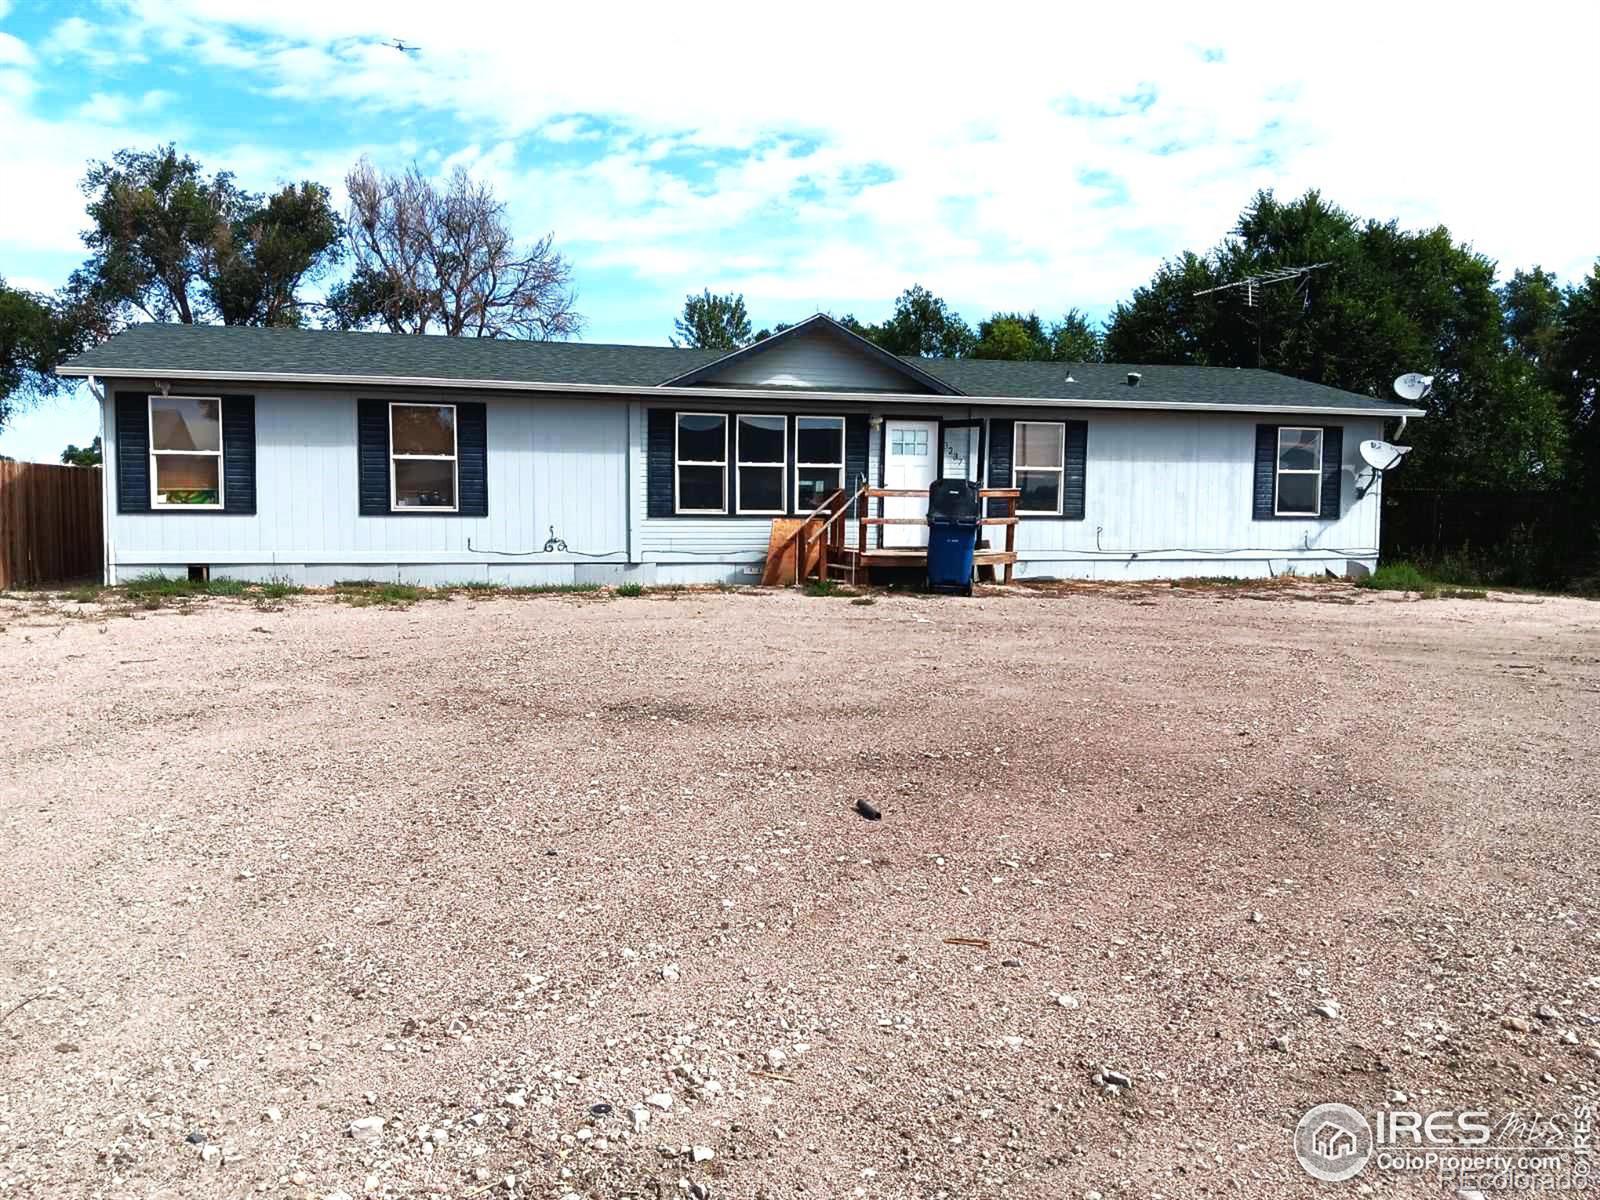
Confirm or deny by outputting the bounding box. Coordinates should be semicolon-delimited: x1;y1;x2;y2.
778;485;1021;586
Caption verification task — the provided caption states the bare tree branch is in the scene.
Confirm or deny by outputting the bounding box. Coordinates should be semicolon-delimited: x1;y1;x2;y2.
331;158;581;340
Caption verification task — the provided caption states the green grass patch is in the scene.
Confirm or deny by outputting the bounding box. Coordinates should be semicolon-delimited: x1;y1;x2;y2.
1356;562;1491;600
122;573;249;600
803;579;861;598
63;584;102;604
505;582;603;595
259;578;303;599
613;582;646;598
333;580;426;607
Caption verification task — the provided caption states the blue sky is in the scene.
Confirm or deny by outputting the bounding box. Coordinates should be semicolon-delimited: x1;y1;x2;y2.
1;0;1597;461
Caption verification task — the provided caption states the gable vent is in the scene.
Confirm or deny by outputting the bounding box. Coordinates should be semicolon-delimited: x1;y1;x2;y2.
1127;372;1142;387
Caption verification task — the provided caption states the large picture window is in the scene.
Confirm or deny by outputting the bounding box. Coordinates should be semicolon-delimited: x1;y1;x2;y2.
150;395;223;508
676;413;728;513
1274;427;1323;516
391;402;458;510
795;416;846;511
1013;420;1065;515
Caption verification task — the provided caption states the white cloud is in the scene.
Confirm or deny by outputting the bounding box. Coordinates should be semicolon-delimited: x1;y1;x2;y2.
11;0;1600;332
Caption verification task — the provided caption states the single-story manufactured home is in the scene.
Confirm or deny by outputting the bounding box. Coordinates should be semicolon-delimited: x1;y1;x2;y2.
58;314;1423;586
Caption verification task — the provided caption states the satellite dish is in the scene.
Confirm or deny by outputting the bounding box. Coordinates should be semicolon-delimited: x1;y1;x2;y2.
1359;439;1412;471
1393;373;1434;401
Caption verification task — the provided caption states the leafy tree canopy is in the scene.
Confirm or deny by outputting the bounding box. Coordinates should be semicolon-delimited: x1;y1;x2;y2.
0;278;100;431
73;144;342;328
61;435;103;466
672;290;752;350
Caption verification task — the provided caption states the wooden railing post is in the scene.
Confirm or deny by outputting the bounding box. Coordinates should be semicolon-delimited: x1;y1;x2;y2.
1004;493;1017;583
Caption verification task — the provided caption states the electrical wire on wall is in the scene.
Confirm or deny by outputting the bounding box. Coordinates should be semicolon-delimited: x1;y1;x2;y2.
465;527;763;560
1087;526;1378;559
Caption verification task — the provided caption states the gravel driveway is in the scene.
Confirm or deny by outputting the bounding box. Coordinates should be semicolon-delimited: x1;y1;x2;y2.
1;581;1596;1200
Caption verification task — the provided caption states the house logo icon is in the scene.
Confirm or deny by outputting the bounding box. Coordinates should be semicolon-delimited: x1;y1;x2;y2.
1294;1102;1373;1182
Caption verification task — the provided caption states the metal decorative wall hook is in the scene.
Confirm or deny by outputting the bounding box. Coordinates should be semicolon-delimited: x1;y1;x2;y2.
542;525;568;553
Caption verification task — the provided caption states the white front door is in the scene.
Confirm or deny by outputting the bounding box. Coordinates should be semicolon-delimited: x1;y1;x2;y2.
882;419;938;548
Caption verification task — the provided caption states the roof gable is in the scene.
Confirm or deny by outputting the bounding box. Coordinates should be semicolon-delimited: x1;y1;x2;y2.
659;314;961;395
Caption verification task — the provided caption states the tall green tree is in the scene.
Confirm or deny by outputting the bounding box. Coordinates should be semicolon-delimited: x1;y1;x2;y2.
672;290;752;350
972;312;1046;360
1046;308;1104;362
854;285;975;358
73;144;342;328
61;435;102;466
1103;190;1569;491
0;279;99;432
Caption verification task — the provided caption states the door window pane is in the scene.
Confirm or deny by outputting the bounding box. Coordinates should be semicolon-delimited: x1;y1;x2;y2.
394;458;456;508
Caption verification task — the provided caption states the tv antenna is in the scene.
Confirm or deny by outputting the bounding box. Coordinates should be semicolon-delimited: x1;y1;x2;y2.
1193;262;1332;307
1192;261;1332;368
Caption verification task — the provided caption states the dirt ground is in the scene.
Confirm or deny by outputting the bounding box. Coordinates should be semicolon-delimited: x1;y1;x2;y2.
0;579;1596;1200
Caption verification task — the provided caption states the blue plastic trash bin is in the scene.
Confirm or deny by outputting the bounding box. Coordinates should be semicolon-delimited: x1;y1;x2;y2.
925;478;980;595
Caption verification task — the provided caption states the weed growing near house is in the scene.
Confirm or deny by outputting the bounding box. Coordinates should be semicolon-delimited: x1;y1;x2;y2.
333;581;425;607
804;579;860;598
614;582;646;597
63;584;102;603
259;578;303;599
1357;562;1489;600
123;573;248;601
505;582;603;595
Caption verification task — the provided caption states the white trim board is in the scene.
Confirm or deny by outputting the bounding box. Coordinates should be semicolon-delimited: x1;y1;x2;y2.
59;366;1425;419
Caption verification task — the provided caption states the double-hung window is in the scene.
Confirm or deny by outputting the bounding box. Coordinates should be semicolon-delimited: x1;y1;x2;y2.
390;402;458;510
675;413;728;513
735;415;786;515
1013;420;1066;515
1274;427;1323;516
150;395;223;508
794;416;845;511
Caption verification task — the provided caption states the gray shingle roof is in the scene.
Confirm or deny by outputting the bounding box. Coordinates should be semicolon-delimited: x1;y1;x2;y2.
61;321;1420;414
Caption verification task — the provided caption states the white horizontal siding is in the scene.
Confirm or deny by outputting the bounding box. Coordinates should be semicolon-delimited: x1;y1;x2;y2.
105;386;630;573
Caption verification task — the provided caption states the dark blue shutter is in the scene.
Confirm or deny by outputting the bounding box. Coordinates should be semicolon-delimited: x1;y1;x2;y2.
1064;420;1087;521
114;392;150;513
844;414;868;493
457;402;487;517
357;398;390;515
1252;424;1277;520
646;408;675;518
986;418;1014;517
220;394;255;514
1318;425;1343;520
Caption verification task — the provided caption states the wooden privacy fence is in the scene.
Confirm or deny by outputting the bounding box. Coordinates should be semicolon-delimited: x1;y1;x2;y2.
0;462;103;588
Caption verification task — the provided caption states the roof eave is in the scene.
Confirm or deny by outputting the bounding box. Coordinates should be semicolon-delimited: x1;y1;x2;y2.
56;363;1423;417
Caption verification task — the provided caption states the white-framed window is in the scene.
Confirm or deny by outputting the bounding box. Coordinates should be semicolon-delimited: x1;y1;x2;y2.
149;394;224;508
1274;426;1323;516
390;402;458;511
675;412;728;514
1013;420;1065;515
794;415;845;512
735;414;787;514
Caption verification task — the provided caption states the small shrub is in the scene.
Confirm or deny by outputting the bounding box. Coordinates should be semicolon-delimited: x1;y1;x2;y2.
64;585;101;604
1355;562;1435;592
449;580;500;593
614;582;646;598
206;578;248;596
259;578;303;599
804;579;860;598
